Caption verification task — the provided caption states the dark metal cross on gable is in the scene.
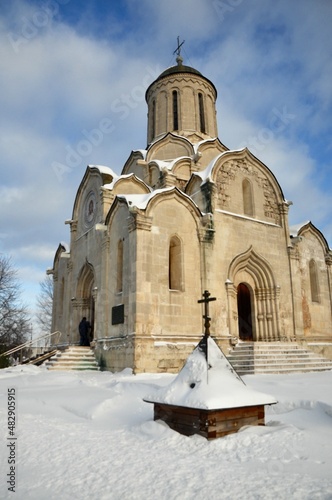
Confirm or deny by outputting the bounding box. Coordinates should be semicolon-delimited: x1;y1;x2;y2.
198;290;216;337
173;36;185;57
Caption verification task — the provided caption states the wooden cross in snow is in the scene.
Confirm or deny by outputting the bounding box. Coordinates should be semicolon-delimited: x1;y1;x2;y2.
198;290;216;337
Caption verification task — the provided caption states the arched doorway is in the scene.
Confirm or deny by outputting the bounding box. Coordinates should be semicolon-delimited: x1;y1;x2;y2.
237;283;253;341
227;247;281;342
76;262;95;343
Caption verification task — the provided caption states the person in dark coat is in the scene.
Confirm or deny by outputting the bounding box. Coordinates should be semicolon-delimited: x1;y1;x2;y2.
79;317;91;346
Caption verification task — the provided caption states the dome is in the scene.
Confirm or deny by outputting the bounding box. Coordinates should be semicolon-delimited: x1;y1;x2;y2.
158;63;203;79
146;59;217;100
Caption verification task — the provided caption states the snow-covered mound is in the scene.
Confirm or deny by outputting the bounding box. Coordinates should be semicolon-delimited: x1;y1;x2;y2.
144;336;277;409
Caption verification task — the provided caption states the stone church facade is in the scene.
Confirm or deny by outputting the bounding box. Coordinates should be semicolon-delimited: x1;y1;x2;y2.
49;54;332;373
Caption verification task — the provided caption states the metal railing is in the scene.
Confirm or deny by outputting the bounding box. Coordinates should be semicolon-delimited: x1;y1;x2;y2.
0;331;62;362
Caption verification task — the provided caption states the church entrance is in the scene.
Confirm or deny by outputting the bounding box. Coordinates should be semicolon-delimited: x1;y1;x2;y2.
237;283;253;341
76;262;95;343
227;248;281;342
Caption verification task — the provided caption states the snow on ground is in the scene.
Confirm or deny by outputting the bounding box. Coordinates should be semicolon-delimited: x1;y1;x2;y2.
0;365;332;500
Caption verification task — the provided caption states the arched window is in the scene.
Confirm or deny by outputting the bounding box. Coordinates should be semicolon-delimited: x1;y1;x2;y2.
242;178;254;216
172;90;179;131
169;236;183;290
309;259;320;303
152;99;156;139
59;277;65;319
117;240;123;293
198;93;206;134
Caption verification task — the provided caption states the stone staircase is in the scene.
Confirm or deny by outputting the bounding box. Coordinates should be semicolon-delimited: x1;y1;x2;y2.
45;346;99;371
226;342;332;375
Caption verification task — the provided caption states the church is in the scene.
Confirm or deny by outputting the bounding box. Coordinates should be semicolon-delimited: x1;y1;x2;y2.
49;48;332;373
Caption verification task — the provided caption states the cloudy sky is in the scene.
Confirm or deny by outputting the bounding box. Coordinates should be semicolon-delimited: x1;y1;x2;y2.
1;0;331;325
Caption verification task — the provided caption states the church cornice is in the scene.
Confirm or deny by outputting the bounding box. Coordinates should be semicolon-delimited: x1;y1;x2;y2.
127;208;153;232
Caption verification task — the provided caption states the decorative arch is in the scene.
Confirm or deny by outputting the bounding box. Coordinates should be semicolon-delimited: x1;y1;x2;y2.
209;149;285;224
210;148;285;200
297;221;330;255
195;138;228;159
226;247;281;341
146;133;194;162
71;165;114;222
77;262;95;298
121;150;146;176
111;174;151;195
172;158;192;186
144;186;202;222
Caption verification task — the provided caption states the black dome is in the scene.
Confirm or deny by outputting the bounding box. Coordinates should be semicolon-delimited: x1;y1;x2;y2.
158;63;203;79
145;62;217;100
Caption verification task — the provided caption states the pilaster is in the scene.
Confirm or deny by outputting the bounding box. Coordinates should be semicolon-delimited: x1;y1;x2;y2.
127;208;153;232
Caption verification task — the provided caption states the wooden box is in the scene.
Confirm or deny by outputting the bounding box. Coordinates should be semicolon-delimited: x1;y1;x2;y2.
153;402;265;440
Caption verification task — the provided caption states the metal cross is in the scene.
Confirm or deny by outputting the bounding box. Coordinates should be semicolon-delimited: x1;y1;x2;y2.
173;36;185;57
198;290;216;337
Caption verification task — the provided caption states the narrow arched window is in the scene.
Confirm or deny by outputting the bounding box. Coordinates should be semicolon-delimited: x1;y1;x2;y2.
309;259;320;303
198;93;206;134
152;99;156;139
243;178;254;216
117;240;123;293
172;90;178;131
169;236;182;290
59;277;65;319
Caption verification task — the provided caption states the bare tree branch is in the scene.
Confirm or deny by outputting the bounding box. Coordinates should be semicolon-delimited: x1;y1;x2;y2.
0;255;31;350
35;274;53;333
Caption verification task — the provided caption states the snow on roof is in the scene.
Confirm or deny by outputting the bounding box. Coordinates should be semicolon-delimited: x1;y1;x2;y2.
102;173;151;192
144;336;277;410
117;192;153;209
60;241;70;253
290;221;310;237
194;148;252;184
88;165;117;177
193;153;225;183
192;137;218;154
150;156;192;171
116;189;168;209
132;149;147;158
117;187;200;211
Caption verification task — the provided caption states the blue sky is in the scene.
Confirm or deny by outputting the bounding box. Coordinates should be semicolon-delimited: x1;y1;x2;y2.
0;0;331;325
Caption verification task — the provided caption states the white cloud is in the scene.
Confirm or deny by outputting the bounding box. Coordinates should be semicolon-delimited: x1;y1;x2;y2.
11;243;56;263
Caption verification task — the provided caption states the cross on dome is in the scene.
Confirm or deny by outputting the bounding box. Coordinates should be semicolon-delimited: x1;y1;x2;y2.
173;36;185;65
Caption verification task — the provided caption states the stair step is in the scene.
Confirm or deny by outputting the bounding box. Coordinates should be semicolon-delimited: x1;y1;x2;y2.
226;342;332;375
45;346;99;371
